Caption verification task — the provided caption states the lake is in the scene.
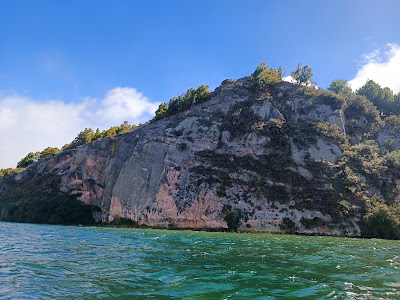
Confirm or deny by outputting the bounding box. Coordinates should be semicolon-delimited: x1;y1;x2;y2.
0;222;399;299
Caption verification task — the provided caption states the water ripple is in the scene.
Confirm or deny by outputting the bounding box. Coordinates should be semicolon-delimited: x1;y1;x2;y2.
1;222;400;299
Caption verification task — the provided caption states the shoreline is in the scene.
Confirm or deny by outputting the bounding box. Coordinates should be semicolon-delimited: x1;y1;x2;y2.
1;219;374;240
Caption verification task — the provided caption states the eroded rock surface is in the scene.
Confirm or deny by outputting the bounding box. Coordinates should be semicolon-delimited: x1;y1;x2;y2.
5;79;386;236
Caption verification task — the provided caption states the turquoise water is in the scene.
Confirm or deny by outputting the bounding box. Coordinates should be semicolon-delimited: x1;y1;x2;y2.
0;222;399;299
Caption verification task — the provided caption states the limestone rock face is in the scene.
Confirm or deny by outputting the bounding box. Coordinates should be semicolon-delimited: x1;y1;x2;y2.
7;79;370;236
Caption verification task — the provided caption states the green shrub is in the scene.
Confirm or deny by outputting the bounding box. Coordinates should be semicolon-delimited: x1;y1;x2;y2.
300;217;325;229
248;63;283;90
224;211;239;232
39;147;61;159
291;63;314;86
384;115;400;134
269;118;284;128
327;79;352;96
280;217;297;233
0;172;97;225
178;143;187;151
154;85;211;120
362;204;400;240
313;90;346;110
17;152;40;168
343;95;383;137
0;168;18;179
315;122;347;145
109;217;137;228
356;80;399;115
3;192;95;225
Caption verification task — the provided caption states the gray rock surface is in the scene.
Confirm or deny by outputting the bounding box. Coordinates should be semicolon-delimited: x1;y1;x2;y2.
7;79;368;236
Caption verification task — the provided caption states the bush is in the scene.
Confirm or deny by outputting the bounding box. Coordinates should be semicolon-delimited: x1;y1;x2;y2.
39;147;61;159
248;63;283;90
315;122;347;145
4;193;95;225
224;211;239;232
356;80;399;115
291;63;313;86
17;152;40;168
280;217;297;233
313;90;346;110
154;85;211;120
384;115;400;134
0;173;95;225
327;79;352;96
362;204;400;240
385;150;400;167
109;217;137;228
64;121;135;150
343;95;383;137
300;217;325;229
0;168;18;179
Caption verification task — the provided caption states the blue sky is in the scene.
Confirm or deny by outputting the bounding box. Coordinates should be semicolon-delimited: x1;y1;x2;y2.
1;0;400;168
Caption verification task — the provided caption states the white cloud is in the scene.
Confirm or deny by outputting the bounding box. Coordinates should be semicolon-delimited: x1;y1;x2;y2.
349;43;400;93
0;88;160;169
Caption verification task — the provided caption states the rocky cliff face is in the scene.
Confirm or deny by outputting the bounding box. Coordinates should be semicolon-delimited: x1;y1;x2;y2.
2;78;398;236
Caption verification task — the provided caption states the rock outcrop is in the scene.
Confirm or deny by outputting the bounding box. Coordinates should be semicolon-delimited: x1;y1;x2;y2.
2;78;398;236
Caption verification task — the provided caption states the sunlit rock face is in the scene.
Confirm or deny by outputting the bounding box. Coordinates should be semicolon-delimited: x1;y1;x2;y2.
12;77;395;237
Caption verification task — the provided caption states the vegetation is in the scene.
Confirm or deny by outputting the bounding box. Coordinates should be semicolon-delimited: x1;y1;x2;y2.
342;95;383;137
224;211;239;232
0;168;18;179
63;121;135;150
248;63;284;90
17;152;40;168
280;218;297;233
362;204;400;240
291;63;314;86
3;62;400;240
356;79;400;116
153;85;211;120
327;79;353;96
39;147;61;159
384;115;400;134
0;174;95;225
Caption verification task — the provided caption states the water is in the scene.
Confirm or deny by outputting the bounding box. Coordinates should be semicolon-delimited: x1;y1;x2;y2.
0;222;399;299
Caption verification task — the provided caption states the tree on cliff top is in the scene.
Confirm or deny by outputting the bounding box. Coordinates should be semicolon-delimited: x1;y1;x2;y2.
291;63;314;86
17;152;40;168
153;85;211;121
248;63;284;90
39;147;61;160
328;79;353;96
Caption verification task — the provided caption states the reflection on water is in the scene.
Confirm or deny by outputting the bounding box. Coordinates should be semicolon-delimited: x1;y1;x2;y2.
0;222;399;299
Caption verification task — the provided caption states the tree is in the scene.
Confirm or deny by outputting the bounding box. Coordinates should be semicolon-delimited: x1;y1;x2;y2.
66;128;95;149
17;152;40;168
291;63;313;86
39;147;61;160
153;85;211;121
328;79;353;96
356;80;396;115
362;204;400;240
0;168;17;178
249;63;282;90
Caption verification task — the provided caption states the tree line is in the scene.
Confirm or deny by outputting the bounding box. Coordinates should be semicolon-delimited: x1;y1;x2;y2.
5;122;136;171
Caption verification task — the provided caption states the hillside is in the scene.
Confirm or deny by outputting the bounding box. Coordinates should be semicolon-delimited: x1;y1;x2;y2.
1;74;400;238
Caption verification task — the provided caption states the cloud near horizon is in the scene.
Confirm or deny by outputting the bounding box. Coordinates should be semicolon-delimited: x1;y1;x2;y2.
349;43;400;93
0;88;160;169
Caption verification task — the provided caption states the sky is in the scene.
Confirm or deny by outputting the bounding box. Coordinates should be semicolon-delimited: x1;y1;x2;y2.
1;0;400;168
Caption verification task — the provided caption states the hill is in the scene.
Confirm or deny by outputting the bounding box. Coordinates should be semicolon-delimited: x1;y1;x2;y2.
1;70;400;239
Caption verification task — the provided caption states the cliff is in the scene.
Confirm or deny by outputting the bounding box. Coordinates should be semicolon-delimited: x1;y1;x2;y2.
1;77;399;236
